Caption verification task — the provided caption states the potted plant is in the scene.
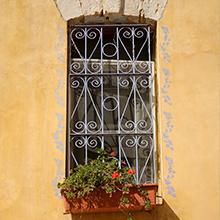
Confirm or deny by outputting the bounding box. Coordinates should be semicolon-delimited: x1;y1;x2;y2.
58;149;158;219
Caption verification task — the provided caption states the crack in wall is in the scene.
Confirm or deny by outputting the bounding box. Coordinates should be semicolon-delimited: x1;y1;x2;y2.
78;0;82;7
119;0;125;14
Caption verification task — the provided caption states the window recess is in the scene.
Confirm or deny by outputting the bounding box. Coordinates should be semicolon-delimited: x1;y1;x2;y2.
67;24;157;184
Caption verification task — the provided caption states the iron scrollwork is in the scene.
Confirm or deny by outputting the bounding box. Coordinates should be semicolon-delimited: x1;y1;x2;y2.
68;25;156;184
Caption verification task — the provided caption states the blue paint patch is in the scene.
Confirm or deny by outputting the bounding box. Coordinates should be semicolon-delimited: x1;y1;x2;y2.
53;113;65;152
52;158;65;198
163;111;174;150
55;26;65;64
52;25;65;198
160;26;171;63
161;68;172;105
160;25;176;199
164;156;176;198
54;69;65;107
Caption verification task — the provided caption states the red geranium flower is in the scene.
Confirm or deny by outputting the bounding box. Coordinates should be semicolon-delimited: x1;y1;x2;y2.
110;151;117;157
111;172;120;179
127;169;135;175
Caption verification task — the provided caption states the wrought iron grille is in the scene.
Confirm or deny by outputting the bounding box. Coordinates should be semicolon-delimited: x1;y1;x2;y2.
67;25;156;184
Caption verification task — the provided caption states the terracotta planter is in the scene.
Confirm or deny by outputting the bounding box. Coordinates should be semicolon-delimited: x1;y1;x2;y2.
61;184;158;214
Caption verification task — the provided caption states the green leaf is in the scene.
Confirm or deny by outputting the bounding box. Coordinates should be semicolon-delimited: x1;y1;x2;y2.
144;199;151;210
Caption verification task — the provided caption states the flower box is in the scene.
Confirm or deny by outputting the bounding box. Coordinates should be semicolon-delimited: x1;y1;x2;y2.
61;184;158;214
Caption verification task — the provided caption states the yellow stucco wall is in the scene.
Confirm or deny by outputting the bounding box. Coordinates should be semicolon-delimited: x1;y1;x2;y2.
0;1;219;220
158;1;220;220
0;1;68;219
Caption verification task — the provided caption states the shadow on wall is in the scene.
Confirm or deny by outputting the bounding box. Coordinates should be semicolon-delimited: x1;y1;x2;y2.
71;201;180;220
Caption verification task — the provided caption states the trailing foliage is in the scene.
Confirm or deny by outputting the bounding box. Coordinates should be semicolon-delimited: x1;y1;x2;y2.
58;149;134;199
58;149;151;220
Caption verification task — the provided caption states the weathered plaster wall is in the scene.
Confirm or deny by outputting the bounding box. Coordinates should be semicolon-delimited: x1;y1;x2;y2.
0;1;69;220
54;0;168;21
157;1;220;220
0;0;219;220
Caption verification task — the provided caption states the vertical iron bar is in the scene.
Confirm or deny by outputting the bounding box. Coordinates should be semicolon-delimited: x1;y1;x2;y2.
66;26;71;176
152;62;157;183
101;27;104;150
84;27;88;164
116;27;121;168
132;27;139;184
148;26;156;183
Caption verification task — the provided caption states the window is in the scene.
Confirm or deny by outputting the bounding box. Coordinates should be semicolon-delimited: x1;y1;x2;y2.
67;24;156;184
